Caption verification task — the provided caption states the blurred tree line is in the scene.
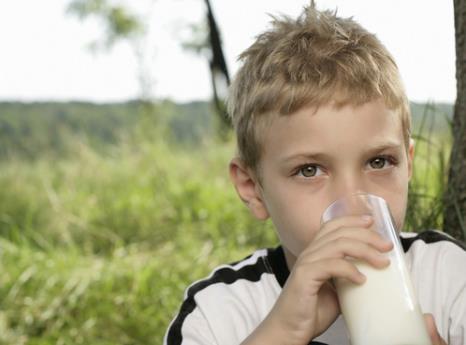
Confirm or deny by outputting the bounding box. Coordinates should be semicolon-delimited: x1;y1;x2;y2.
0;100;452;161
0;100;215;160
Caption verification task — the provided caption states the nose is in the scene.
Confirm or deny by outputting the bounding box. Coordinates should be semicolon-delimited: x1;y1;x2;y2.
330;172;368;201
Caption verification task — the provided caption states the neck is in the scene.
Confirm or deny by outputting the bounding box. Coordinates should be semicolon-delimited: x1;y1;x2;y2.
282;246;297;272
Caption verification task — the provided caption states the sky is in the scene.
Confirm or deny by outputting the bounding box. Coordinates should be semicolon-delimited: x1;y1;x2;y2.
0;0;456;104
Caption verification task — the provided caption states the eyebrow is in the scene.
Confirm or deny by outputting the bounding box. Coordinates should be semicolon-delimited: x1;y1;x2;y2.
364;141;404;155
281;141;404;164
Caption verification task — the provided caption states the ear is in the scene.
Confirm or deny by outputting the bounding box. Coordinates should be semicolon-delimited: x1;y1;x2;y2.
407;138;415;181
229;157;269;220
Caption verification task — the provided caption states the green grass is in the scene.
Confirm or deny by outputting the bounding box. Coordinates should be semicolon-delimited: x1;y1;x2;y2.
405;129;451;232
0;132;278;344
0;237;259;345
0;116;451;343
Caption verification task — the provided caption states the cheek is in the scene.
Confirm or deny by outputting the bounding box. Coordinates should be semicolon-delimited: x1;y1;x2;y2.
384;183;409;232
388;197;408;231
264;186;326;256
374;167;410;231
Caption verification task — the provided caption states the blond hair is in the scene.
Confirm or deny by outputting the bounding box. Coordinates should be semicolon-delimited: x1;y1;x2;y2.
227;3;411;173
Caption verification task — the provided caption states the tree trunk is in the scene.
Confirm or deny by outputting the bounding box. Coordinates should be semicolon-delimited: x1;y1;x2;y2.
444;0;466;242
205;0;231;140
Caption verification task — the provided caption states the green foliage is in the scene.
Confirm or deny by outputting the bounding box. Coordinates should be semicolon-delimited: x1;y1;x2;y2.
0;239;252;345
405;103;452;231
0;137;275;254
181;22;209;55
0;101;215;160
67;0;144;50
0;136;275;343
0;100;452;343
410;101;453;136
0;101;136;160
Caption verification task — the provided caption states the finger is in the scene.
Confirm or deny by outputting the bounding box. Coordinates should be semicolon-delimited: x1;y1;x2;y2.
311;226;394;255
317;215;373;239
306;238;391;269
300;258;367;285
308;216;374;254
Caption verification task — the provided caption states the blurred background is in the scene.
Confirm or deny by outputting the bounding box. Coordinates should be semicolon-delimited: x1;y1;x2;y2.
0;0;460;344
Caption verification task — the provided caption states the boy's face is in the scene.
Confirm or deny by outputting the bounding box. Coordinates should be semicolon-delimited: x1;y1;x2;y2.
230;99;414;265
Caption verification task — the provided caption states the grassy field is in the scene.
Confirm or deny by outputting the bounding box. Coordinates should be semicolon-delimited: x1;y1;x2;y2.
0;106;452;344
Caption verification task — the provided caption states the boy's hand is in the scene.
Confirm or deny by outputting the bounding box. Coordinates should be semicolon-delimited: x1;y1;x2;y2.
242;216;393;345
424;313;448;345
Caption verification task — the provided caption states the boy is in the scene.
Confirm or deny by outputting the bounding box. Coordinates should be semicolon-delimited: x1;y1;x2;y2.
165;3;466;344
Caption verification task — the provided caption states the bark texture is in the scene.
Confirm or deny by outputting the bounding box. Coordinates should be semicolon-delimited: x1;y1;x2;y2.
444;0;466;241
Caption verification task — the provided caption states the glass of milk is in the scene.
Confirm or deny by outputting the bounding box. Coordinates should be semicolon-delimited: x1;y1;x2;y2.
321;193;431;345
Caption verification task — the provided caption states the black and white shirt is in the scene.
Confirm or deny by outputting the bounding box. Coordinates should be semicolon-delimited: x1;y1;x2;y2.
164;230;466;345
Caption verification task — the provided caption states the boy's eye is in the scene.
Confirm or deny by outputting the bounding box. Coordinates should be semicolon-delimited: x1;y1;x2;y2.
296;164;323;178
368;156;396;169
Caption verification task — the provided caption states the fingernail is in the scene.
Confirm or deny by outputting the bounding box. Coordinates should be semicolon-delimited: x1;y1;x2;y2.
381;256;391;266
361;215;372;223
385;240;394;249
357;272;366;284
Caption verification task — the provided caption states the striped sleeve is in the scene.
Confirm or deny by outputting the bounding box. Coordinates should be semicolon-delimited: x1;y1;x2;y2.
164;301;217;345
163;249;277;345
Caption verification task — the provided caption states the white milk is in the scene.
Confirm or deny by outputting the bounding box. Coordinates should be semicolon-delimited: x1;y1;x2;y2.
335;259;432;345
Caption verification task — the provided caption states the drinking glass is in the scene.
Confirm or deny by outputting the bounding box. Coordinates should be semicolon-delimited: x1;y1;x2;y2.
321;193;431;345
